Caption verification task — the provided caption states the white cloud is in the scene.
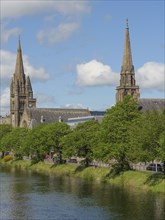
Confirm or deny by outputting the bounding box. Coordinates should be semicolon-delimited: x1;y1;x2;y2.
37;22;79;45
76;60;165;92
1;24;22;43
136;62;165;91
0;88;10;116
1;1;90;19
76;60;119;86
1;50;50;87
1;1;89;43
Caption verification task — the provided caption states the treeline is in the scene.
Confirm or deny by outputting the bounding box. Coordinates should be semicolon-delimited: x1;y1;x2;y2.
0;96;165;172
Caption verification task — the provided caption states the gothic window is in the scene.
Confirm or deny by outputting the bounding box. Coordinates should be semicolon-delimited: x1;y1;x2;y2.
19;101;24;109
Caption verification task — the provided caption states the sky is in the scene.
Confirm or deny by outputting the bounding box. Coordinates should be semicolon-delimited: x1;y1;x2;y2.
0;0;165;116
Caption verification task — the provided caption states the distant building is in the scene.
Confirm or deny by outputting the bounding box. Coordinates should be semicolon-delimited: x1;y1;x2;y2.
1;20;164;128
67;116;96;128
116;18;140;102
8;38;93;128
116;19;164;111
0;115;10;125
10;38;36;127
138;99;165;112
20;108;92;128
67;111;106;128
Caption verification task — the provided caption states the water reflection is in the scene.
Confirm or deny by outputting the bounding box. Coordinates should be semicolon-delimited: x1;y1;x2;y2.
0;166;165;220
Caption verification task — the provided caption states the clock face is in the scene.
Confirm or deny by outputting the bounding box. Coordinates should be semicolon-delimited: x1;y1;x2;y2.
29;103;32;108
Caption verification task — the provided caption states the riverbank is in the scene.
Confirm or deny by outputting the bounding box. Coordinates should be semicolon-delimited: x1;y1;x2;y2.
0;159;164;194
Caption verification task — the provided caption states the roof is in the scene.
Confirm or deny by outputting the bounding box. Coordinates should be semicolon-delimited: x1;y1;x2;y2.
138;98;165;112
90;110;106;116
26;108;91;126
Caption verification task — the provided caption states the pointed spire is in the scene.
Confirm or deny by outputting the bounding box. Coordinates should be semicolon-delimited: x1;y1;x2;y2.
126;17;129;29
116;19;140;103
18;35;21;50
26;75;32;92
26;75;33;98
15;36;25;81
121;18;134;72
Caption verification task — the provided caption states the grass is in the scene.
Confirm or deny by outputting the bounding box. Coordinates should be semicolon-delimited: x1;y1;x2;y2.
0;159;164;194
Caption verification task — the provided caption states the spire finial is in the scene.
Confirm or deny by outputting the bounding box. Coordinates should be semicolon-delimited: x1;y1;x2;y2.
18;35;21;51
126;18;129;29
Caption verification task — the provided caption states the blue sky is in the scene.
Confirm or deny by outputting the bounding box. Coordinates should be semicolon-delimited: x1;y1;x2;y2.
1;0;165;116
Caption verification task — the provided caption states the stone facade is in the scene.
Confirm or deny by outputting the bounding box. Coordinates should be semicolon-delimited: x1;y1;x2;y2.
10;39;36;127
6;22;164;128
10;39;92;128
116;19;140;102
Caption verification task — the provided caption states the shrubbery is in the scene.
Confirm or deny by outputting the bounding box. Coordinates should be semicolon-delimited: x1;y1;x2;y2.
3;154;13;162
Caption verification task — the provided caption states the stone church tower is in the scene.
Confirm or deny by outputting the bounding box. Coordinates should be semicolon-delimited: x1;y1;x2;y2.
10;38;36;127
116;19;140;102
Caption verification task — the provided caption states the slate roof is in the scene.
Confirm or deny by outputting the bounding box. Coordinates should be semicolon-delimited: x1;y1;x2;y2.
138;98;165;112
90;110;106;116
27;108;91;126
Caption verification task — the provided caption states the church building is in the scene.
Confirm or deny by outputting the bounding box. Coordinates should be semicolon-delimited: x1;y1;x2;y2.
10;38;36;127
116;19;164;112
116;19;140;102
4;19;164;128
10;39;93;128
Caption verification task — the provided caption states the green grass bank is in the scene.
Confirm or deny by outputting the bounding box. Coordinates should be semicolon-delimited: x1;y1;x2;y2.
0;159;164;194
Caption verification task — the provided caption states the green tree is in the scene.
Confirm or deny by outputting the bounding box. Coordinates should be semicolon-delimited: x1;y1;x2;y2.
130;109;165;163
62;120;101;167
22;124;46;160
1;127;28;159
158;131;165;160
0;124;12;158
23;122;70;163
42;122;71;163
101;96;141;171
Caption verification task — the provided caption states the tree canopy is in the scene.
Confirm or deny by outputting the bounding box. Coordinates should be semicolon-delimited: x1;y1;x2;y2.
0;96;164;172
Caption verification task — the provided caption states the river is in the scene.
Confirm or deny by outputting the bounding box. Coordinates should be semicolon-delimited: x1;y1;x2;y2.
0;166;164;220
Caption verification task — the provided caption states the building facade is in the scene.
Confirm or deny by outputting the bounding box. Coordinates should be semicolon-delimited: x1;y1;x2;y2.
10;39;93;128
10;39;36;127
6;21;164;128
116;19;140;102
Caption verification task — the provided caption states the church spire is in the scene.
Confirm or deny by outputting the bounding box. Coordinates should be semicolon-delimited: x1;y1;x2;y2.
14;37;25;81
10;38;36;127
116;19;140;103
121;18;133;73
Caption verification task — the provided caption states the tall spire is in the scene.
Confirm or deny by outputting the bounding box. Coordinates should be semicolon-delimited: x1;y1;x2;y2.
10;38;37;127
14;37;25;80
116;19;140;103
121;18;133;72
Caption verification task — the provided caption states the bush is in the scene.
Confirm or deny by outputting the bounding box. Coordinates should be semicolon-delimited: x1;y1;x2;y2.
3;155;13;162
31;154;45;165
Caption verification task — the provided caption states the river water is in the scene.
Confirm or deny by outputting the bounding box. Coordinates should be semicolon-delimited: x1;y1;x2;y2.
0;166;164;220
